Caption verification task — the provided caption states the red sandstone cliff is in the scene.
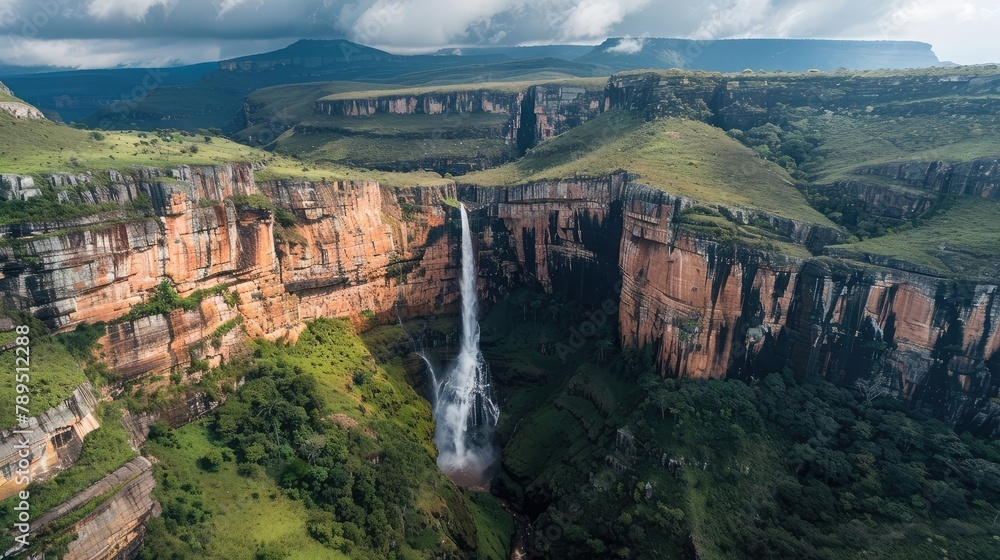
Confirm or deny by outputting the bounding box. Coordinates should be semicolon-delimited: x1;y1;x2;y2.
459;176;1000;436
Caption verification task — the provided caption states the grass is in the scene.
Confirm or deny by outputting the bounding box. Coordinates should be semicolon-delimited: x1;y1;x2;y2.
272;112;513;171
0;332;87;430
235;81;394;146
803;113;1000;185
0;110;451;189
825;197;1000;279
463;111;834;226
145;420;345;560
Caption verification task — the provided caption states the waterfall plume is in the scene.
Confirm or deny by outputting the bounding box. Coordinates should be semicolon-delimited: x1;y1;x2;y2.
432;203;499;486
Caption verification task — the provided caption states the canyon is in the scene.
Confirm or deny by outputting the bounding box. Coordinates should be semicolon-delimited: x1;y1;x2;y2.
2;65;1000;558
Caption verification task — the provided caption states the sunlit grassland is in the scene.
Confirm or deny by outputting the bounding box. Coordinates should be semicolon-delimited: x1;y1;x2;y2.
0;110;452;189
317;77;608;102
463;111;833;226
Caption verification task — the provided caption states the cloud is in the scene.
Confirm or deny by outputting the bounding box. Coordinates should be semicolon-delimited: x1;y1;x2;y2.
0;0;996;68
215;0;258;18
86;0;177;20
561;0;651;40
606;34;647;54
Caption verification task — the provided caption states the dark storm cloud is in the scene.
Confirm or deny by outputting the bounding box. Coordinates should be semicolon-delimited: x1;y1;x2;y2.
0;0;995;68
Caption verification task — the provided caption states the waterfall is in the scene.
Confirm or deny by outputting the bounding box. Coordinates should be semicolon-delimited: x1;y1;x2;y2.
433;203;499;485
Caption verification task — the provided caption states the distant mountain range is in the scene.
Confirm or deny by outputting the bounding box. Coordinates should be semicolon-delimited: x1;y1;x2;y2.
0;38;943;127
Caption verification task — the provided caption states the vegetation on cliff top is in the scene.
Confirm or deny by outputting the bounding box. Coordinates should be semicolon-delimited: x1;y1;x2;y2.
825;197;1000;279
0;325;88;430
316;77;607;102
0;109;451;189
269;112;514;173
463;111;834;226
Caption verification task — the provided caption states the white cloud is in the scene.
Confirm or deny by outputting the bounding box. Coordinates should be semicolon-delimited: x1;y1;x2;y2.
561;0;651;40
215;0;257;18
86;0;177;20
606;34;647;54
0;0;997;68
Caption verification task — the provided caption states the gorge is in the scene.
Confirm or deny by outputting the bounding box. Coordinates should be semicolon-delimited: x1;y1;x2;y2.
0;59;999;559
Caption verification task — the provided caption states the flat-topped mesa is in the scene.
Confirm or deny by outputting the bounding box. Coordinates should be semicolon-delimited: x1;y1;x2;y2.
602;69;1000;127
315;83;605;149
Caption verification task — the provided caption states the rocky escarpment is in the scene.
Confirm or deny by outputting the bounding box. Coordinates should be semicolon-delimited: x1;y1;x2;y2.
0;384;100;501
315;83;605;154
458;175;1000;435
0;81;44;120
601;70;1000;129
854;158;1000;199
27;457;159;560
261;180;459;321
0;163;460;383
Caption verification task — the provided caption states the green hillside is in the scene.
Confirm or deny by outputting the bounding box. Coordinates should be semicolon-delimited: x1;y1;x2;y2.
464;111;834;226
0;109;450;184
826;197;1000;279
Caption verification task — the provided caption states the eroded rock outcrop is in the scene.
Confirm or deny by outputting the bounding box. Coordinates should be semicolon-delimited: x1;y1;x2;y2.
0;384;99;501
315;82;605;155
29;457;159;560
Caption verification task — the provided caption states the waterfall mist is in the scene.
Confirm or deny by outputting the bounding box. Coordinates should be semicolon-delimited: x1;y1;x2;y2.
432;204;500;486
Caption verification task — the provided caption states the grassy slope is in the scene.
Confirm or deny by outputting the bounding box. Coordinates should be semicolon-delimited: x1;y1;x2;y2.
464;111;833;226
272;112;513;170
804;113;1000;185
826;197;1000;278
0;110;450;187
235;81;394;144
146;421;345;560
0;332;87;429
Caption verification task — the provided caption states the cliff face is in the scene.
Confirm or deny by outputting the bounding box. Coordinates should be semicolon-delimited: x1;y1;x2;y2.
261;179;460;321
315;83;605;155
855;159;1000;199
30;457;159;560
0;384;100;501
459;176;1000;435
0;164;458;383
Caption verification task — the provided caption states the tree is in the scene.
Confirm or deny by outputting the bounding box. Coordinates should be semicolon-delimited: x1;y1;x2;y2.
854;378;891;404
596;338;614;363
650;387;673;420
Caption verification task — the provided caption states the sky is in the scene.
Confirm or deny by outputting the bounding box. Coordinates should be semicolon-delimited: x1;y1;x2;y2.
0;0;996;69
